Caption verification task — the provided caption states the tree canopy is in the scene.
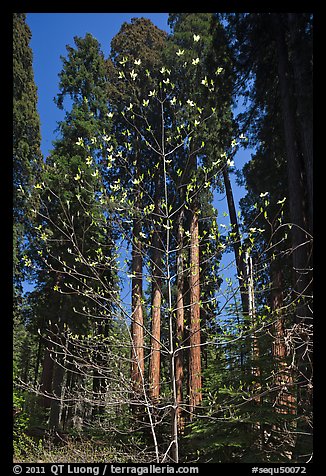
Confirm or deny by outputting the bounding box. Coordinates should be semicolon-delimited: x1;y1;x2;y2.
13;13;313;466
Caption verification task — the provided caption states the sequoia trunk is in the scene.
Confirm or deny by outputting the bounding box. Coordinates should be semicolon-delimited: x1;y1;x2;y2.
272;14;311;311
175;206;185;431
271;265;296;415
188;207;202;418
131;215;144;394
148;226;162;401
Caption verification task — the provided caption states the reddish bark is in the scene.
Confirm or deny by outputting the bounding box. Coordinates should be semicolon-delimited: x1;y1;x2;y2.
148;190;163;401
148;285;161;400
175;209;185;430
188;209;202;418
131;219;144;394
271;266;296;415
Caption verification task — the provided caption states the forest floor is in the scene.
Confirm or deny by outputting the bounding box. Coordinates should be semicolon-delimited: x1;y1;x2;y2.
13;433;139;463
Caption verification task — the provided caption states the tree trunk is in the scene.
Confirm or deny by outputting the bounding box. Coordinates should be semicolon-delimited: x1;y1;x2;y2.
270;264;296;460
148;210;162;401
131;216;144;395
287;13;313;233
34;335;43;387
92;321;107;418
49;359;65;429
175;206;185;431
130;146;145;399
272;15;313;461
223;166;249;316
271;265;296;415
272;14;311;312
246;252;261;403
49;312;66;430
60;337;75;431
188;206;202;419
39;338;54;409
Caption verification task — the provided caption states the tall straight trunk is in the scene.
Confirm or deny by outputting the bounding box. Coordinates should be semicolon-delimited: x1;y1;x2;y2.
34;335;43;387
49;359;65;429
49;312;65;430
148;286;161;399
130;146;144;397
39;336;54;409
271;265;296;415
61;340;75;431
175;206;185;431
246;252;261;402
131;215;144;394
223;166;249;316
272;14;311;312
92;321;107;418
92;371;106;416
223;166;248;372
272;21;313;458
148;198;162;401
188;205;202;419
287;13;313;233
246;252;265;451
270;264;296;461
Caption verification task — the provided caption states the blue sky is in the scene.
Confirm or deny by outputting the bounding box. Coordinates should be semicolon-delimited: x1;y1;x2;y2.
25;13;254;309
27;13;171;159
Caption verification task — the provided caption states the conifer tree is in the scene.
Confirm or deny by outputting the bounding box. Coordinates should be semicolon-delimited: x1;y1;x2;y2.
223;12;313;461
13;13;313;464
107;18;167;397
13;12;42;311
13;13;42;431
30;33;118;428
166;12;234;420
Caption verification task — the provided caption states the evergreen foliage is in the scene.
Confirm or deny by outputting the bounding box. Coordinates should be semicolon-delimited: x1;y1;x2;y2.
13;13;313;464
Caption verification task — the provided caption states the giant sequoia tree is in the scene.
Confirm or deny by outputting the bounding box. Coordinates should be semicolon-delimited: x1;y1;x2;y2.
105;18;168;401
165;12;235;420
